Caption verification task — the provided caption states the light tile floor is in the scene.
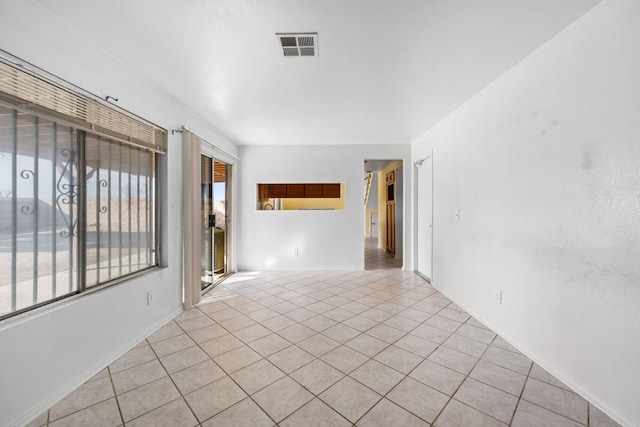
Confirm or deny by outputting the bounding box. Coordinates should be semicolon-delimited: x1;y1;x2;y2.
365;237;402;270
27;242;621;427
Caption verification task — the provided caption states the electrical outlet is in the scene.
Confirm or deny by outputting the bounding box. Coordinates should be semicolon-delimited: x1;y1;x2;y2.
495;290;502;305
147;290;154;305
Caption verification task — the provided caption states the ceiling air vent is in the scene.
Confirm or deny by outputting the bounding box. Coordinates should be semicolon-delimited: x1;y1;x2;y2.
276;33;318;57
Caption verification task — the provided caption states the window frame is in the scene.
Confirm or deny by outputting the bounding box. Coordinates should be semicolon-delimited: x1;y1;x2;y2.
0;101;164;322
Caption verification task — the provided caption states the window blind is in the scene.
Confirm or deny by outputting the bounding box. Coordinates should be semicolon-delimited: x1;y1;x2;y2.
0;60;166;153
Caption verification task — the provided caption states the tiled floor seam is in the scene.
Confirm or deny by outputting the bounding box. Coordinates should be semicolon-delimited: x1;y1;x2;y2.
190;330;283;424
338;313;446;426
517;395;589;427
107;366;127;426
259;320;393;424
47;395;115;426
138;334;206;426
429;329;503;426
34;254;619;427
181;320;291;426
278;394;355;427
352;397;388;426
506;358;535;426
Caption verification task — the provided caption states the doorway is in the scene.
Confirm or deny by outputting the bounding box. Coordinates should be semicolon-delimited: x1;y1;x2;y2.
370;213;378;238
415;155;433;281
201;155;231;292
364;159;403;270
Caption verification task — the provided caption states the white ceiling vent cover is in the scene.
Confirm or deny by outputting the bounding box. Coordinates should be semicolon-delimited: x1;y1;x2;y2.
276;33;318;57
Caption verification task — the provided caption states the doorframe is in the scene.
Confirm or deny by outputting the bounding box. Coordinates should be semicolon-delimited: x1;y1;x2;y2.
414;152;433;283
363;158;406;269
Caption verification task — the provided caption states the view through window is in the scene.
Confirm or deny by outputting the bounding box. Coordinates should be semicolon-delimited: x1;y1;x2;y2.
0;105;158;319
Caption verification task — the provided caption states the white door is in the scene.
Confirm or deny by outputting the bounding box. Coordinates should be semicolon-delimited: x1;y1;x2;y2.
371;213;378;238
417;156;432;279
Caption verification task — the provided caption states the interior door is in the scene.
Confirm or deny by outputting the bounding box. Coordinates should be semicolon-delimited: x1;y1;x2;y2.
386;171;396;254
386;202;395;254
371;213;378;238
417;156;433;280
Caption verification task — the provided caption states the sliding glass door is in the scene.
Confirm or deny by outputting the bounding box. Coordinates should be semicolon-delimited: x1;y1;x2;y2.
200;154;230;292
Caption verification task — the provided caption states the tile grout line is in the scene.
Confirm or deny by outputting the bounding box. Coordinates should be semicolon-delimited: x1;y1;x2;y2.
233;270;595;425
40;265;607;427
177;308;284;426
224;271;477;425
106;366;127;427
140;277;425;426
43;371;120;426
196;271;427;425
327;298;451;425
508;361;535;426
347;306;455;424
513;381;590;426
422;311;502;426
141;334;203;426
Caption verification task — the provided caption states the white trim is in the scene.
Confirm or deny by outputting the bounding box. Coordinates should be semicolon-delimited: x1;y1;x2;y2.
414;151;433;280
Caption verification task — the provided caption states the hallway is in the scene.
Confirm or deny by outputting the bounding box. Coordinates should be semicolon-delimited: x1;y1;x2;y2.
28;269;618;426
364;238;402;271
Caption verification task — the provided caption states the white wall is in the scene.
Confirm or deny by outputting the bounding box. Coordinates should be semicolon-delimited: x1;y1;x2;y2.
238;144;411;271
411;0;640;425
0;3;238;426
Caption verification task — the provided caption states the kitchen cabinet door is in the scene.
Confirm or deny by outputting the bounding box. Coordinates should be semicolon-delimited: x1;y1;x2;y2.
305;184;323;198
323;184;341;198
269;184;287;198
287;184;305;198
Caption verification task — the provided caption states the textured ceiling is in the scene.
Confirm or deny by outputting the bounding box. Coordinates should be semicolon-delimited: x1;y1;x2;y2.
34;0;600;146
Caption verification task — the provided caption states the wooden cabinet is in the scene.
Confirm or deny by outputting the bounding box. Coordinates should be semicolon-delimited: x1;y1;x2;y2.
287;184;305;198
305;184;324;198
268;184;287;198
257;183;341;199
322;183;341;198
257;184;269;202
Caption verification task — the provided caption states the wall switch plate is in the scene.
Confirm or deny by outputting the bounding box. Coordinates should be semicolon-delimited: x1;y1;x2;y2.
147;291;154;305
495;290;502;305
455;209;460;220
294;249;299;256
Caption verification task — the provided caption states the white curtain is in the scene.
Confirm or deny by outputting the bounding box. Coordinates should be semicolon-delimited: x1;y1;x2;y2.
181;130;202;308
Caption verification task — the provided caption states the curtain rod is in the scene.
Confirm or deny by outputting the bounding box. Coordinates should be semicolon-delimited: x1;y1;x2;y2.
178;125;240;160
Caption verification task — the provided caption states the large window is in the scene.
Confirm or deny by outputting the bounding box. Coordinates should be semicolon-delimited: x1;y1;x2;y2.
84;133;156;287
0;105;159;319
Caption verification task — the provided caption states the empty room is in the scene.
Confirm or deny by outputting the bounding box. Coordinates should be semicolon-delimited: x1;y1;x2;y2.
0;0;638;426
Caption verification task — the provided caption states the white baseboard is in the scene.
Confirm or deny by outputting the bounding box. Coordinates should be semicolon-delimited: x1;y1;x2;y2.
14;306;183;427
433;286;634;427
